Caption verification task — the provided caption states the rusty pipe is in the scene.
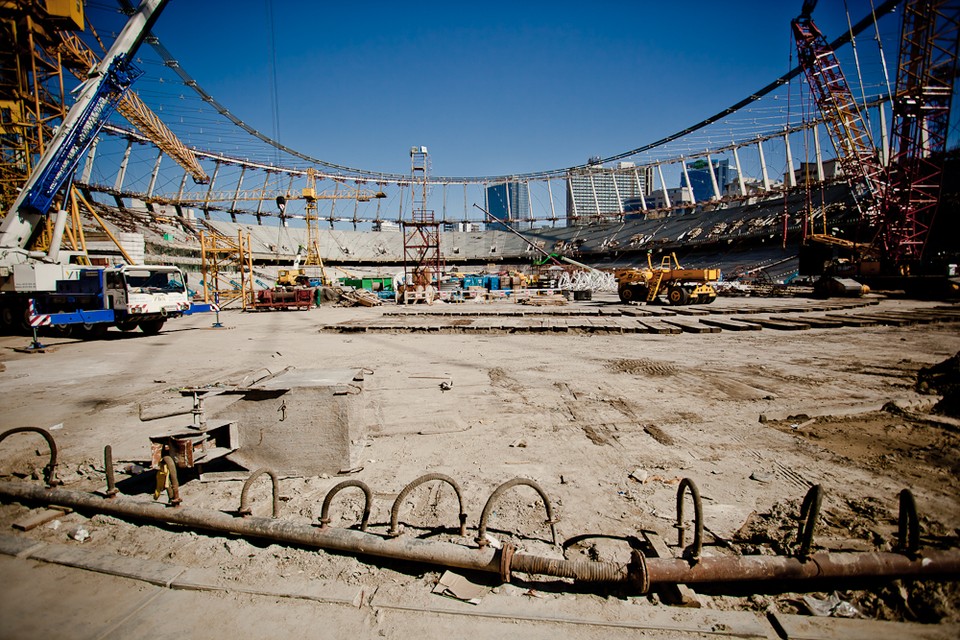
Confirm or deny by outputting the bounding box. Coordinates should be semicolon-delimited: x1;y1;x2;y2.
641;551;960;585
1;481;957;590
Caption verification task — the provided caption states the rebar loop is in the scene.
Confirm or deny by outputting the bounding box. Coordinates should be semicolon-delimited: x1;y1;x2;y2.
897;488;920;556
389;473;468;537
0;427;60;487
476;478;558;548
675;478;703;562
319;480;372;531
796;484;822;559
238;468;280;518
153;455;181;507
103;445;118;497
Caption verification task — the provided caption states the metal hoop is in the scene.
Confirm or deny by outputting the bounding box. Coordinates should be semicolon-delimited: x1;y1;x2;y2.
0;427;60;487
476;478;558;547
796;484;822;559
388;473;467;537
319;480;372;531
238;468;280;518
675;478;703;562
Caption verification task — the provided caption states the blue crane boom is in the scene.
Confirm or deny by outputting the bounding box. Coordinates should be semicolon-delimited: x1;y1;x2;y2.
0;0;168;254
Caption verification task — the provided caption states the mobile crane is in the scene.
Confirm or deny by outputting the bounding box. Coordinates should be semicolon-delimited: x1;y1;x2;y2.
0;0;212;335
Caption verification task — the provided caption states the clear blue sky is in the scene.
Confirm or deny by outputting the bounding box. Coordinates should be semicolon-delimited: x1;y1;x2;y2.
136;0;897;178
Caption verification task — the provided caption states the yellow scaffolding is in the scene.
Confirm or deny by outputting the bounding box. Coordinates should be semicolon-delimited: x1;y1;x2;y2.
200;228;254;310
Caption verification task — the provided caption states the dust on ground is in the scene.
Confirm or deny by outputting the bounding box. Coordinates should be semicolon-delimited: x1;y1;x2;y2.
1;295;959;632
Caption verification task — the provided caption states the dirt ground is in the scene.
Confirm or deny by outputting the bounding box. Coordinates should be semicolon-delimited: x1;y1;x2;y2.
0;294;958;634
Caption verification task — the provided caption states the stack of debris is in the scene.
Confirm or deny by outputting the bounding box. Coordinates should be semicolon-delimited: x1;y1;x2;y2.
318;286;383;307
917;351;960;417
520;294;567;306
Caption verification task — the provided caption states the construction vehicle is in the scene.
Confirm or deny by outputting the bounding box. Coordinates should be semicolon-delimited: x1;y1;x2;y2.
0;0;212;335
615;253;720;305
792;0;959;296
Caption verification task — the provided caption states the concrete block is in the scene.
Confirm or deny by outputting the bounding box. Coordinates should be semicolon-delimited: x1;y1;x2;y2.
221;368;369;476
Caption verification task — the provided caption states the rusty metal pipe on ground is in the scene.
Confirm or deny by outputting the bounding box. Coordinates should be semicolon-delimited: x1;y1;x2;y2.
1;481;957;590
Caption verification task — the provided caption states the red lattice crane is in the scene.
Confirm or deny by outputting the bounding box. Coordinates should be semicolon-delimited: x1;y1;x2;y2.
793;0;960;276
792;1;887;228
878;1;959;269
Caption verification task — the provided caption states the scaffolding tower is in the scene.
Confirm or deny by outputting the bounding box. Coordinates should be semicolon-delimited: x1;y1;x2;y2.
400;146;442;303
200;228;254;310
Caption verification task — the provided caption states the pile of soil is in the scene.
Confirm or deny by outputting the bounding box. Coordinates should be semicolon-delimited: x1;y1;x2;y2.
916;351;960;417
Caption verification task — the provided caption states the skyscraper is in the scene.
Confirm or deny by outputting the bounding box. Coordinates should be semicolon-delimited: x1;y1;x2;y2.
566;161;653;226
485;181;530;230
680;158;737;202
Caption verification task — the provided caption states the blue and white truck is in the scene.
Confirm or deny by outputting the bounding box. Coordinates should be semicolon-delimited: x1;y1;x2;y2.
0;0;211;337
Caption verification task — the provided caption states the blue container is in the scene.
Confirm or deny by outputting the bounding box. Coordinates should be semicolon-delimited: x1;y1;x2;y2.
463;275;483;288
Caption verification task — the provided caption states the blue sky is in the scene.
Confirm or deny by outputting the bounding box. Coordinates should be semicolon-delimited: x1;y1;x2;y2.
128;1;899;178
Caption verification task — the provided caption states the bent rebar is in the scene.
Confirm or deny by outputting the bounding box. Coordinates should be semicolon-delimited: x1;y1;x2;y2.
897;488;920;556
476;478;558;548
796;484;822;559
239;468;280;518
675;478;703;562
319;480;372;531
0;427;59;487
389;473;467;537
103;445;118;498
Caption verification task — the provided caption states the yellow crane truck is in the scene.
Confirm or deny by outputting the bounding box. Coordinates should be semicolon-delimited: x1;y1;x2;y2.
616;253;720;305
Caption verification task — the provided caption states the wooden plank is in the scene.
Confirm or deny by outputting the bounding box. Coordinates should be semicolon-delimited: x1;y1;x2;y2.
620;308;653;317
644;307;678;317
738;317;811;330
771;611;959;640
12;507;72;532
660;318;721;333
700;317;762;331
636;319;682;334
842;314;913;327
672;307;710;316
823;314;877;327
771;315;844;329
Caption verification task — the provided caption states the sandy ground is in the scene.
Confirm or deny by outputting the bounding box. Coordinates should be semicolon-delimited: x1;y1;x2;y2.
0;293;958;635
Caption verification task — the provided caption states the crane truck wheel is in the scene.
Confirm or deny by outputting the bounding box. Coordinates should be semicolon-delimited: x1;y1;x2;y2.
618;286;634;303
138;319;165;335
116;320;137;332
667;285;690;306
79;323;108;340
0;304;15;333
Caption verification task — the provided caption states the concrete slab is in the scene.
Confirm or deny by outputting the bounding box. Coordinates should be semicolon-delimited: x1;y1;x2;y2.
0;532;45;557
29;541;186;586
771;611;959;640
371;585;775;638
